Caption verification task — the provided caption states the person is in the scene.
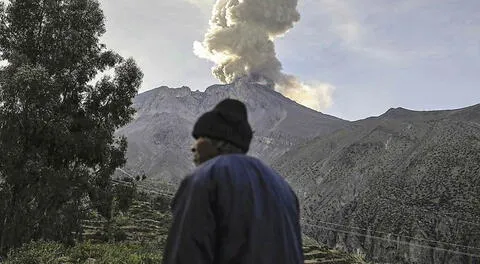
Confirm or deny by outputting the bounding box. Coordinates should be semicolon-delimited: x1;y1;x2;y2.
162;98;304;264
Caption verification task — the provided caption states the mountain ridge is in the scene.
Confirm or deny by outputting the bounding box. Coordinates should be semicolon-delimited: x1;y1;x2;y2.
116;79;348;184
273;102;480;264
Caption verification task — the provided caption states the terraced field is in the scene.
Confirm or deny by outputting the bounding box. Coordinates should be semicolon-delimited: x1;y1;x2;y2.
80;182;366;264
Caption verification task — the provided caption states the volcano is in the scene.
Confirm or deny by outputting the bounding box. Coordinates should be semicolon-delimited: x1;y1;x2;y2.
115;78;348;184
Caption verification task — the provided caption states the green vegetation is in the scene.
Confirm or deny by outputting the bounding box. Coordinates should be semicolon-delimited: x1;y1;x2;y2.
2;186;367;263
3;185;170;263
0;0;143;255
4;241;163;264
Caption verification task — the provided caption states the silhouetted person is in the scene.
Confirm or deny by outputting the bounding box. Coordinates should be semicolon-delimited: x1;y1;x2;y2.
162;99;304;264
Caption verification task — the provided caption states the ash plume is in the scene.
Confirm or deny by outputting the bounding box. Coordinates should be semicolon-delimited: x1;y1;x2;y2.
194;0;334;111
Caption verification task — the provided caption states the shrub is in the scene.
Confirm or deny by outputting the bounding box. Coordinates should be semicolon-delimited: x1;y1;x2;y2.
4;241;163;264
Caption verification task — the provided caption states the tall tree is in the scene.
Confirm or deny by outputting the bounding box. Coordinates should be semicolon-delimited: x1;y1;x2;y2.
0;0;143;253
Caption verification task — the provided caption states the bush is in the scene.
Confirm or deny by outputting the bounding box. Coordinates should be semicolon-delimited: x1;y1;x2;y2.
4;241;163;264
152;196;171;213
5;241;66;264
113;228;128;242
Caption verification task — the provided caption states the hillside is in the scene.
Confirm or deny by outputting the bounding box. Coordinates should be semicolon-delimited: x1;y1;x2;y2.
274;104;480;263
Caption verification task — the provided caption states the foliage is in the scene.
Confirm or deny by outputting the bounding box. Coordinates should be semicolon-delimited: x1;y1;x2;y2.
4;241;163;264
0;0;143;254
114;182;137;214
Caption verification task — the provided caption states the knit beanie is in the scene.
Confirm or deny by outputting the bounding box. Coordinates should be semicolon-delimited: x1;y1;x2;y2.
192;98;253;153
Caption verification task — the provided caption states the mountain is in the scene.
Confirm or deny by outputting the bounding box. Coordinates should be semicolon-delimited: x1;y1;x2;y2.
117;77;480;263
115;77;347;184
273;103;480;264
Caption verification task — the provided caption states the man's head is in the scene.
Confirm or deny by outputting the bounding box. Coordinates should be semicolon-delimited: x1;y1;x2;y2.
191;99;253;166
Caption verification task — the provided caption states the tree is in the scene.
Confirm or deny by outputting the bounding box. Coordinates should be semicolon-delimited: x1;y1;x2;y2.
0;0;143;254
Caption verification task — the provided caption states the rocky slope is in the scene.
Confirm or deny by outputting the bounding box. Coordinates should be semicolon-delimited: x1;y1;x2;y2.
274;104;480;264
116;77;347;184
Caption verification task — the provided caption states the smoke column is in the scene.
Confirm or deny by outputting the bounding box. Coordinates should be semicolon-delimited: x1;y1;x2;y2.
194;0;334;111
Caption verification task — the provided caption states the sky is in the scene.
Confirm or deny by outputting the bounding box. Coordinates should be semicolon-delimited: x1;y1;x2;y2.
98;0;479;121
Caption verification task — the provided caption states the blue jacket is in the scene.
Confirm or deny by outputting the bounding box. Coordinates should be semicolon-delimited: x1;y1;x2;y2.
162;154;304;264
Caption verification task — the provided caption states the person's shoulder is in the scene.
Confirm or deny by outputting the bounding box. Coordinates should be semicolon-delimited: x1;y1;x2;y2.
191;154;281;181
212;154;265;167
186;155;240;180
193;154;265;177
214;154;274;172
213;154;284;179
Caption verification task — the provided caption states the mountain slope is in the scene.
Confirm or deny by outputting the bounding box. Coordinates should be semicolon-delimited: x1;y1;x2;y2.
116;78;347;184
273;104;480;264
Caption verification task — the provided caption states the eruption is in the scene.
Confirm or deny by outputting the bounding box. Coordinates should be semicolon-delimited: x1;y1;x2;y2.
194;0;334;111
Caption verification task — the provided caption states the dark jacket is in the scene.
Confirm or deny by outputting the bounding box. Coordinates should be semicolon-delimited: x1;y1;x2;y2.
162;154;304;264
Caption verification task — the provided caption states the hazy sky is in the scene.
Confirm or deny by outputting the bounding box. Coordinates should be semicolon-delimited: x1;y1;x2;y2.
98;0;480;121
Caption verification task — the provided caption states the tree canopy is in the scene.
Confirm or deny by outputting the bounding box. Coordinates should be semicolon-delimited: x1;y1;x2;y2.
0;0;143;254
